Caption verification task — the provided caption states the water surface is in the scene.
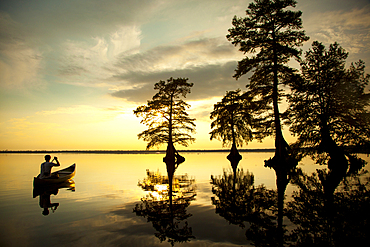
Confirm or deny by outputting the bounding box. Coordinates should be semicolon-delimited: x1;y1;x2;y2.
0;152;368;246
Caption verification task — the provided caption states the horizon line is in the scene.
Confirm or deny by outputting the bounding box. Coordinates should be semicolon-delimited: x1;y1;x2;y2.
0;148;275;154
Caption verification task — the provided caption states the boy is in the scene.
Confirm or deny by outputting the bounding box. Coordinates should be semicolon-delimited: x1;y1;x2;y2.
40;155;60;179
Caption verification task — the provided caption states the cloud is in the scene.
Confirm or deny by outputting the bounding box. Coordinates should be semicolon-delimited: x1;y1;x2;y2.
0;0;157;91
188;97;222;122
110;61;249;103
0;13;45;90
0;117;60;139
58;65;89;77
57;26;142;86
36;105;128;122
114;37;241;74
2;0;162;42
109;37;248;103
304;5;370;55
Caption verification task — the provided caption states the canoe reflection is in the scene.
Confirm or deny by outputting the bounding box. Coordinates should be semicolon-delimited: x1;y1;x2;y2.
134;169;196;246
33;180;75;216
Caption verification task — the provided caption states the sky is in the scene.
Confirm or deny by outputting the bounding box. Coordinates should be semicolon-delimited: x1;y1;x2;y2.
0;0;369;151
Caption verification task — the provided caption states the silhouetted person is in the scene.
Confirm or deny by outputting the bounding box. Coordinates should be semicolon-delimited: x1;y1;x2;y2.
39;189;59;216
40;155;60;179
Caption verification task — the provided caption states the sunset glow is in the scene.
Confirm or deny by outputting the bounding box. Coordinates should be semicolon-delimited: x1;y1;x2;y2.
0;0;369;151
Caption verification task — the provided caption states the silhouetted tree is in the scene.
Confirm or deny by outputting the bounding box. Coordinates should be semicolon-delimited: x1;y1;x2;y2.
134;77;196;150
209;90;258;170
288;41;370;159
134;77;195;201
287;41;370;203
227;0;308;155
227;0;308;237
210;89;255;148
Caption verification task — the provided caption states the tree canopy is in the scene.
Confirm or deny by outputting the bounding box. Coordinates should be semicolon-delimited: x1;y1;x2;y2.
134;77;196;150
227;1;309;237
287;41;370;158
209;89;255;147
227;0;309;159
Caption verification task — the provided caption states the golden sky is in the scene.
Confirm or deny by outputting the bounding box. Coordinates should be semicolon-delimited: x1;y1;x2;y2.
0;0;369;150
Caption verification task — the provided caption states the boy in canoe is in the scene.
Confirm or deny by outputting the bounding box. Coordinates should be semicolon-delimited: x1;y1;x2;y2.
40;155;60;179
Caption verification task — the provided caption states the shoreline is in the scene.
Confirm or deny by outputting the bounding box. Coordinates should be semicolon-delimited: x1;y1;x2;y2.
0;149;275;154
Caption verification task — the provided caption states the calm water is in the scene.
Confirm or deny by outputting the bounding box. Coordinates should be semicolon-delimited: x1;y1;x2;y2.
0;152;369;247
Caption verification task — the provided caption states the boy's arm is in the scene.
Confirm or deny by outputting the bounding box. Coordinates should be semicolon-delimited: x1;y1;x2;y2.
54;157;61;166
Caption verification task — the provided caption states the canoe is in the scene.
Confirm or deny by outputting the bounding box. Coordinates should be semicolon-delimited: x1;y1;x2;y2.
34;164;76;185
33;180;75;198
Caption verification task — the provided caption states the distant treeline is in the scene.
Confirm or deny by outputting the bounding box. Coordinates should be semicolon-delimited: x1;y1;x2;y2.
0;149;275;154
2;146;368;154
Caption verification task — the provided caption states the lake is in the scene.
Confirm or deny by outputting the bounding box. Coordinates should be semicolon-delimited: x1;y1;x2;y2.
0;152;369;247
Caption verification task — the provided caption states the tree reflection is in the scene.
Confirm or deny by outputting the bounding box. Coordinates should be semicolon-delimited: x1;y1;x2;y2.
287;167;370;246
33;180;75;216
211;168;282;246
282;39;370;246
133;169;196;246
211;157;370;246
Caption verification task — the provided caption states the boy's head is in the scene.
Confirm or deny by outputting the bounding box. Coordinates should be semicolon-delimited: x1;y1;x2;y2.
44;155;51;162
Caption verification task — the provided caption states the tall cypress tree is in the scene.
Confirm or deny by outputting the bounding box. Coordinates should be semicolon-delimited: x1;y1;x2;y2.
227;0;309;241
227;0;308;162
134;77;196;150
134;77;196;204
288;41;370;158
288;41;370;208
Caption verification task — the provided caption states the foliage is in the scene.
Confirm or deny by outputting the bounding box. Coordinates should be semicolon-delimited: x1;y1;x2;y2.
287;41;370;159
227;0;309;143
209;89;258;147
134;77;196;150
226;2;308;238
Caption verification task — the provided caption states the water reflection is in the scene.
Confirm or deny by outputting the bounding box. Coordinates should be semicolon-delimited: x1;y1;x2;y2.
211;168;281;246
1;153;369;246
209;154;370;246
33;180;75;216
287;163;370;246
134;169;196;246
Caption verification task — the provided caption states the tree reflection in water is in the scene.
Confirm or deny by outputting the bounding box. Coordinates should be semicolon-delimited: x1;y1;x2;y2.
211;158;370;246
287;167;370;246
211;168;281;246
133;169;196;246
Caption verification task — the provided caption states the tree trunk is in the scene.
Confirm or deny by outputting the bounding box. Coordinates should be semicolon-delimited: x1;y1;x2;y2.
270;28;292;247
227;113;242;173
227;143;242;174
165;140;176;205
164;93;176;205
